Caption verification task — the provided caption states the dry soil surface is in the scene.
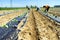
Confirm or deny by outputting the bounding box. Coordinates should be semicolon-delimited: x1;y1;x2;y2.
18;10;60;40
0;10;26;26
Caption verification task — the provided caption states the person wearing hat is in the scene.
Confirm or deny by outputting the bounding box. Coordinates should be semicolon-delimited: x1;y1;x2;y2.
43;5;50;12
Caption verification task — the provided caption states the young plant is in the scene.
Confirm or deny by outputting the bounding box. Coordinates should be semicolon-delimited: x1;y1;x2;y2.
2;24;8;28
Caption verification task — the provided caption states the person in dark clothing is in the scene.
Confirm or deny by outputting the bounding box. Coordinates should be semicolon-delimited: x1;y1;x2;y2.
36;6;39;11
46;6;50;12
26;6;30;10
43;5;50;12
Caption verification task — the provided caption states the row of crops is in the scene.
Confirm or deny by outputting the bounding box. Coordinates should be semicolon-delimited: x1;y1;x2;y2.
39;9;60;40
39;11;60;23
0;11;29;40
0;10;19;16
0;11;13;16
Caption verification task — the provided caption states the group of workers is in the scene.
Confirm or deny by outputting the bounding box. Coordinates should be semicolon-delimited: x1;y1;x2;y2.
26;5;50;12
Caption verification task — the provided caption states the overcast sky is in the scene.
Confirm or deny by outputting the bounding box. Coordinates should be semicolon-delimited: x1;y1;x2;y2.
0;0;60;7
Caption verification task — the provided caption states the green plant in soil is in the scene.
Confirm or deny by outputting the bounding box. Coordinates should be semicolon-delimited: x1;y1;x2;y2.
12;19;18;22
2;24;8;28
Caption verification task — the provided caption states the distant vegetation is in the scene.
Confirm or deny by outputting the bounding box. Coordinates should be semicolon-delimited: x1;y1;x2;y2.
0;7;26;10
30;5;36;8
0;5;37;10
26;5;37;8
0;5;38;10
54;5;60;7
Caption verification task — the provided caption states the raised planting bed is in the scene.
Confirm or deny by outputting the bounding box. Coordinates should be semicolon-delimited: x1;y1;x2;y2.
0;27;18;40
0;12;28;40
6;12;27;28
39;11;60;23
0;11;15;16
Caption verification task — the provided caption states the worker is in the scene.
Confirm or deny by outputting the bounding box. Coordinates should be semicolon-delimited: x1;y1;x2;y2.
36;6;39;11
26;6;30;10
43;5;50;12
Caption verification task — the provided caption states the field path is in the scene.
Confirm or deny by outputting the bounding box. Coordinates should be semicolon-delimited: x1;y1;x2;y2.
18;10;38;40
33;10;58;40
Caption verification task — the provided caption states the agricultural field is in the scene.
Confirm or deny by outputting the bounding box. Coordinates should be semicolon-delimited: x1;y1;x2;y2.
48;7;60;16
0;0;60;40
0;9;27;27
0;7;28;40
0;7;27;15
0;7;60;40
40;7;60;23
40;7;60;16
18;10;60;40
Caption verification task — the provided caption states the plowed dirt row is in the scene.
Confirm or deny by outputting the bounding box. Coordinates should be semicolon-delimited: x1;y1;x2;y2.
0;10;15;14
18;10;60;40
33;11;59;40
18;10;38;40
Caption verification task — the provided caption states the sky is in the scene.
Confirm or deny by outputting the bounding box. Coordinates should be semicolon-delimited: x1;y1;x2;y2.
0;0;60;7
